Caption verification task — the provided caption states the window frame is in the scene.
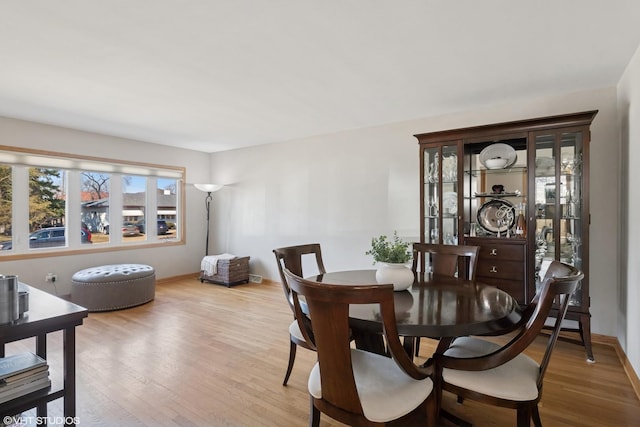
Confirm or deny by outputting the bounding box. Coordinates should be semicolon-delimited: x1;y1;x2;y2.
0;145;185;260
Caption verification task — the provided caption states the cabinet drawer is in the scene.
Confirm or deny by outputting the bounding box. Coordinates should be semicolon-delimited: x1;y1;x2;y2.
477;243;525;261
465;237;526;261
477;259;524;280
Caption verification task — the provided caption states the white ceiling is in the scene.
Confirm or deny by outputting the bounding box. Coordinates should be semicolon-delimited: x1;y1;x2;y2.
1;1;640;153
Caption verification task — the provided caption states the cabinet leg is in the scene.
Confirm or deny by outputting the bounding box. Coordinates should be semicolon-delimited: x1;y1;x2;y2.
579;314;595;363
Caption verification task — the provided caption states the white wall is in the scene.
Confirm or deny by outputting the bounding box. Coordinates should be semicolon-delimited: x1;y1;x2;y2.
0;117;211;295
210;87;621;337
0;87;625;343
617;44;640;377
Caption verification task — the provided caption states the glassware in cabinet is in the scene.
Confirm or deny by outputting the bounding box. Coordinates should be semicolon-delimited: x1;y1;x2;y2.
462;141;528;239
421;143;460;245
533;130;586;307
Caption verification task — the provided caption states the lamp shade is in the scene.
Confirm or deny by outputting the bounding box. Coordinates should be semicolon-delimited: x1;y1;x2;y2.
194;183;224;193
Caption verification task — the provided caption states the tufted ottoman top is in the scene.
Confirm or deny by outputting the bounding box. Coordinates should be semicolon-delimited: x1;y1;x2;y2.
72;264;155;283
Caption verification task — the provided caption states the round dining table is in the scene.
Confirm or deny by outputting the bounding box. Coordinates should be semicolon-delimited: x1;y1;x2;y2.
310;269;522;344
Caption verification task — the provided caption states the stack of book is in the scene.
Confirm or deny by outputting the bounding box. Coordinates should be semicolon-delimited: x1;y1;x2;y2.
0;352;50;404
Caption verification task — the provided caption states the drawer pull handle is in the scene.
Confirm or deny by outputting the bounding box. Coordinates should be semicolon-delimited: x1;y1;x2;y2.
489;266;498;273
489;249;498;256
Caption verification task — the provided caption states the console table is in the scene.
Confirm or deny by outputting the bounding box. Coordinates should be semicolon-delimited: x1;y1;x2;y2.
0;284;88;420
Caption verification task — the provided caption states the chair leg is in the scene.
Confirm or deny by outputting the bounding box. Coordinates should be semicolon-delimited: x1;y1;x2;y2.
434;368;442;422
517;405;532;427
532;404;542;427
310;396;320;427
425;393;437;427
414;337;421;357
283;340;297;385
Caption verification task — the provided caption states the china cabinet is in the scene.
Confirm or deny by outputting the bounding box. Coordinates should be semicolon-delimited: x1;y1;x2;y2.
415;111;597;361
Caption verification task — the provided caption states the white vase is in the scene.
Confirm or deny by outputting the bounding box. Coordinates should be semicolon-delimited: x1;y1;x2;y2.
375;263;414;291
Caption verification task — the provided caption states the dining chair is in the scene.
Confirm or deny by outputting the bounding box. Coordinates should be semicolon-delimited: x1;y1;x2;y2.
411;242;479;280
272;243;326;386
283;268;437;427
434;260;583;427
411;242;480;356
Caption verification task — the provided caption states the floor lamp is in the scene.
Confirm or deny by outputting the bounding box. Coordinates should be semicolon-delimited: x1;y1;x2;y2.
194;184;224;256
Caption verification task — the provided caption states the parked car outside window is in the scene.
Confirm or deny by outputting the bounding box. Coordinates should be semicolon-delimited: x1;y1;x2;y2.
122;222;140;237
81;222;92;242
30;227;92;248
136;219;169;235
102;222;141;236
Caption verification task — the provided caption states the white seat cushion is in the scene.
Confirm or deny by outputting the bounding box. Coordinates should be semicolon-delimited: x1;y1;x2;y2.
442;337;540;401
289;320;306;342
308;348;433;423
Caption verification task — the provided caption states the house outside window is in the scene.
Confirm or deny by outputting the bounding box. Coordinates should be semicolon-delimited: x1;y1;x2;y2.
81;171;110;244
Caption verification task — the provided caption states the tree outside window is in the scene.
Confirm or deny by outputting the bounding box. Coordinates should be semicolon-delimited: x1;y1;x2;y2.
0;165;12;245
29;168;66;231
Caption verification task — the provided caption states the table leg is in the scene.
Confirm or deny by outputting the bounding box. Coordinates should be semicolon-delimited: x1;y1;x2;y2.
63;327;77;423
35;334;48;418
402;336;416;357
351;329;386;355
35;334;47;359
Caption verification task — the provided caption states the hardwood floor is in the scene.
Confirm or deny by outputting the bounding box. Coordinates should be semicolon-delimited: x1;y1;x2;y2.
7;276;640;426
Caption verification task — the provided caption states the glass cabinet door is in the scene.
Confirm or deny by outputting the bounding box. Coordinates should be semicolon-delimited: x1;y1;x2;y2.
533;131;584;306
423;143;459;245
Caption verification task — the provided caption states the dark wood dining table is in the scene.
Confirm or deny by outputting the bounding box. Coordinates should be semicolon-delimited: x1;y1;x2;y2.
0;283;88;421
310;269;522;356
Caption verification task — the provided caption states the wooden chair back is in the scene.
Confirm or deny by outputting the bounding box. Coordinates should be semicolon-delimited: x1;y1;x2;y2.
283;268;430;423
434;261;582;426
534;261;584;385
412;243;479;280
273;243;326;311
439;260;583;383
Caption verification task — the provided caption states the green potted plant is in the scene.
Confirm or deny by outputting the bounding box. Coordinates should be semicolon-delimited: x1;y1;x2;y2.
365;231;412;264
365;231;413;291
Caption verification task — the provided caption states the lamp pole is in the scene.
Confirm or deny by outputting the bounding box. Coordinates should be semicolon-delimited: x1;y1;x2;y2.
204;191;212;256
194;183;224;258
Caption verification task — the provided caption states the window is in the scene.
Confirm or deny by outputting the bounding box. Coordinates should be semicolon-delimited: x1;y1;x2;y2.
29;167;68;250
0;165;12;250
122;175;146;242
0;146;184;257
158;178;178;241
81;171;110;244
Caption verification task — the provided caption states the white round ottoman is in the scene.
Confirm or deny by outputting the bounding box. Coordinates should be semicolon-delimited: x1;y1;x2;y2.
71;264;155;312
